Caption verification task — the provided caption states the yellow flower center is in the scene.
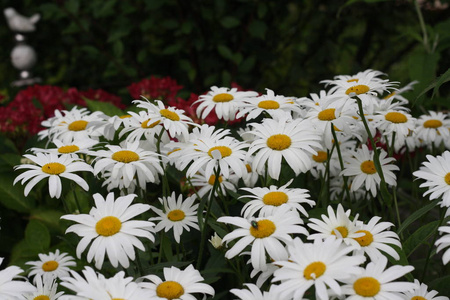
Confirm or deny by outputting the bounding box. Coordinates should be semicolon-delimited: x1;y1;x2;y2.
303;261;326;280
208;175;223;185
258;100;280;110
245;164;252;173
266;134;291;151
68;120;88;131
58;145;80;154
34;296;50;300
411;297;427;300
354;230;374;246
112;150;140;163
160;109;180;121
345;84;370;95
208;146;232;158
167;209;185;222
445;173;450;185
385;112;407;123
332;226;348;238
42;260;59;272
141;119;161;128
119;114;131;119
347;78;359;83
353;277;381;297
250;219;276;238
213;93;234;103
41;162;66;175
423;119;443;128
262;191;288;206
156;281;185;300
360;160;376;174
95;216;122;236
318;108;336;121
312;151;327;163
168;148;181;156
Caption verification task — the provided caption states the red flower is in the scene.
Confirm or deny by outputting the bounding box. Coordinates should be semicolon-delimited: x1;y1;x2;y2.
127;76;183;102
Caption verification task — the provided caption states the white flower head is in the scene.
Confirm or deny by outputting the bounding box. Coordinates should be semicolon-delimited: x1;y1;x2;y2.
26;250;76;282
272;237;365;300
218;205;308;271
138;264;215;300
194;86;258;121
61;192;155;269
14;153;93;198
149;192;200;243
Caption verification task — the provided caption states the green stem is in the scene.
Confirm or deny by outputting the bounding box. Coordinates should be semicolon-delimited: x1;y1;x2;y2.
355;97;392;205
196;167;221;269
421;209;446;281
330;125;352;202
414;0;430;53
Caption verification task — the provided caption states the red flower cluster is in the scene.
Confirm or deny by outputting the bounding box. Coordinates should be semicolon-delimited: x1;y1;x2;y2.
127;76;183;102
0;85;123;136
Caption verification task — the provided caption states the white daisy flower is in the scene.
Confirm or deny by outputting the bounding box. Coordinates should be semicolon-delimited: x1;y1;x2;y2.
435;220;450;265
134;99;195;142
272;237;365;300
381;80;417;105
323;70;397;108
236;88;302;121
353;216;401;261
230;283;282;300
139;264;215;300
26;250;76;282
90;140;164;190
188;167;237;198
304;100;358;149
149;192;200;243
46;108;106;144
61;192;155;269
247;116;322;180
0;257;36;298
310;147;342;179
401;279;449;300
194;86;258;121
413;151;450;207
182;135;248;179
14;153;93;198
240;179;315;218
61;267;153;300
415;111;450;147
31;138;99;157
307;204;364;249
372;109;416;139
24;275;64;300
341;255;414;299
218;205;308;271
38;107;91;142
340;144;399;197
119;110;169;144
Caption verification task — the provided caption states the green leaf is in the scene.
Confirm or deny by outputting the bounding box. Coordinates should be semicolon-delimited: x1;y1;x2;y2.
220;16;240;29
414;68;450;103
25;219;51;251
65;0;80;14
84;98;123;117
217;45;234;61
112;40;124;58
248;20;267;39
408;50;440;105
31;209;65;232
0;173;34;213
162;44;182;55
403;220;440;257
397;198;440;235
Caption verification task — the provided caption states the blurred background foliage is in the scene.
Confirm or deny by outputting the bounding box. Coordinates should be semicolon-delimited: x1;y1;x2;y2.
1;0;449;109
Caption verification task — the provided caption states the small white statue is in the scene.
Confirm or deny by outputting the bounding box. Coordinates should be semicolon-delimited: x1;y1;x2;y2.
4;7;40;33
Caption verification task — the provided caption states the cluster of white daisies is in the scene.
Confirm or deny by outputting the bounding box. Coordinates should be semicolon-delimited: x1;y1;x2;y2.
5;69;450;299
